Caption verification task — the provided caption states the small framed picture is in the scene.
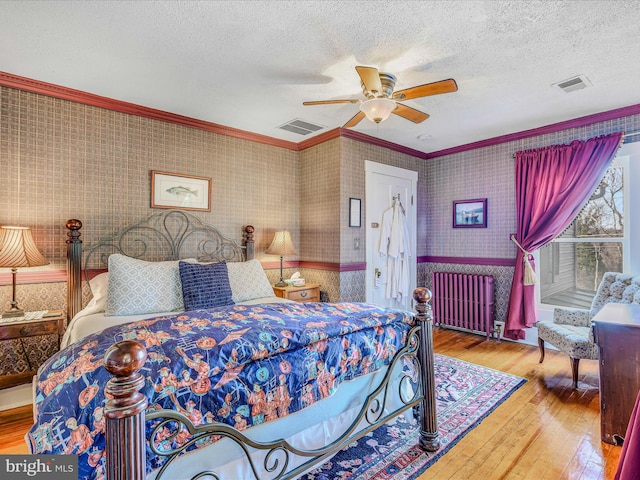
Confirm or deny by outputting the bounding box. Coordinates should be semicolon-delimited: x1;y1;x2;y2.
453;198;487;228
349;198;361;227
151;171;212;212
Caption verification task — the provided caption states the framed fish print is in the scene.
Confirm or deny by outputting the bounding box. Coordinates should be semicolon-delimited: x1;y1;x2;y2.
151;171;212;211
452;198;487;228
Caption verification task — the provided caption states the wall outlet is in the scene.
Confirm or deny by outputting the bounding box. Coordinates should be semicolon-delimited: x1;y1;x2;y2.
493;321;505;341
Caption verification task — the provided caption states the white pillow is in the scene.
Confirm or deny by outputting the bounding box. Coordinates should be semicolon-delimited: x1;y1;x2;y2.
227;259;275;303
105;254;184;316
85;272;109;311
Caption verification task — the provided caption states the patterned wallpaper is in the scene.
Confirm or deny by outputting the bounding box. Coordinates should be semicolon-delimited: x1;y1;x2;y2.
339;138;431;259
0;87;300;270
298;139;341;263
298;135;431;302
424;118;640;260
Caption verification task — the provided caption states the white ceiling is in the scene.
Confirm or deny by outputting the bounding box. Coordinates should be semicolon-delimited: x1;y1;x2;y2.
2;0;640;154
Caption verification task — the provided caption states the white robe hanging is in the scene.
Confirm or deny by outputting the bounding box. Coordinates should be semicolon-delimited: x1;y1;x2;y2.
378;201;411;300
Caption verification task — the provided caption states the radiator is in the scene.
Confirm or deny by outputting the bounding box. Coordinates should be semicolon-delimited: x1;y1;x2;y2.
431;272;496;340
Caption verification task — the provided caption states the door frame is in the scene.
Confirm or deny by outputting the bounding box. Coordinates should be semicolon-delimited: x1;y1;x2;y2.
365;160;418;308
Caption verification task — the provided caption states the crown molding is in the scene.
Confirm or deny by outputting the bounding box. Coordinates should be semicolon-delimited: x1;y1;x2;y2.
0;71;300;151
0;71;431;158
338;129;430;158
297;128;342;150
3;71;639;159
424;103;640;159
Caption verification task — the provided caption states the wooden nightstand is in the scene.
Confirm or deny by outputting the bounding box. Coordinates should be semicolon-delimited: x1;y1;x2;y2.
273;284;321;303
0;310;65;389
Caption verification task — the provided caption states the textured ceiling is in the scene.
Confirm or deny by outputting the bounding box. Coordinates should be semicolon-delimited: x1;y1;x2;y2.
2;0;640;154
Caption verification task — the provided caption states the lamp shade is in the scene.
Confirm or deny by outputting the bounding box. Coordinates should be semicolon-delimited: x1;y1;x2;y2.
265;231;296;256
359;98;397;124
0;226;49;268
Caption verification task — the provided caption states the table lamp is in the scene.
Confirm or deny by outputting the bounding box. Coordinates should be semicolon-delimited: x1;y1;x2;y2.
0;226;49;318
265;231;296;287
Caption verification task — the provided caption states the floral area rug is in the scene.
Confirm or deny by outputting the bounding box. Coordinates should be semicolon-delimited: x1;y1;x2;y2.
301;354;526;480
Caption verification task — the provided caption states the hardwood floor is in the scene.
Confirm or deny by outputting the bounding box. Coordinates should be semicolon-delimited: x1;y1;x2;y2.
0;328;622;479
418;328;620;480
0;404;32;454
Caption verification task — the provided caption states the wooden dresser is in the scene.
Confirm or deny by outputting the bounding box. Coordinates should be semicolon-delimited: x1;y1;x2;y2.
272;284;320;303
592;303;640;445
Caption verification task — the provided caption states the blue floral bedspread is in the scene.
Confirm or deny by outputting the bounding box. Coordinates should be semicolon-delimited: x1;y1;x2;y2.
28;302;414;480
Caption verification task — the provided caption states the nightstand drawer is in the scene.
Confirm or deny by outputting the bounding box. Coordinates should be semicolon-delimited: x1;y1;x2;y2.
287;288;320;302
272;284;321;303
0;319;60;340
0;311;66;389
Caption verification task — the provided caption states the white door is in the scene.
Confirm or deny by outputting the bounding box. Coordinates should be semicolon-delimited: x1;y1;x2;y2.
365;161;418;310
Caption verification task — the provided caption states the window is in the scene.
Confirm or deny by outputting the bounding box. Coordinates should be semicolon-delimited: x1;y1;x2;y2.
539;158;628;309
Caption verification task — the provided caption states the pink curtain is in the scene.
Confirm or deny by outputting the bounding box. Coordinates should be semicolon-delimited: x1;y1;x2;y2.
504;132;623;340
615;390;640;479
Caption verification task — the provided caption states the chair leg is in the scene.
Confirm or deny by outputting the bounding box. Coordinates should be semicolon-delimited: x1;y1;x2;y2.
571;358;580;389
538;338;545;363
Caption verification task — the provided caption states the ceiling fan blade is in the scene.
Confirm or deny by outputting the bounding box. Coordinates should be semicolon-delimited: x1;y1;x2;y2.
303;99;360;105
355;66;383;95
343;111;365;128
393;78;458;100
392;103;430;123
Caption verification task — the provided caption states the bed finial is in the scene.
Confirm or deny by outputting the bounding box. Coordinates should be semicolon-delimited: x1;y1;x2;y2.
66;219;83;324
244;225;255;260
413;286;431;306
103;340;148;480
412;287;440;452
66;218;82;233
103;340;148;381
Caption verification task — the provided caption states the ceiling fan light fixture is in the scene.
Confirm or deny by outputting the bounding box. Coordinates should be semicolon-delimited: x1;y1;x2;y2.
303;66;456;128
359;98;397;124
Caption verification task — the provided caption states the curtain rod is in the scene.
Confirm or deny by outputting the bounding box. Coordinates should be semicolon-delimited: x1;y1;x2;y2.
512;130;639;158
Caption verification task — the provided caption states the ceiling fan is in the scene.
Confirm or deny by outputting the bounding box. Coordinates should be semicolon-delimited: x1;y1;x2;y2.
303;66;458;128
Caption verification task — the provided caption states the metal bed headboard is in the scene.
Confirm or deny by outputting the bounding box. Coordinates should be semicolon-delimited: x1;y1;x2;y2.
66;210;254;322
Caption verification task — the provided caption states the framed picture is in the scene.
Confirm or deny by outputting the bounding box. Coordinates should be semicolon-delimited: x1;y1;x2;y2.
151;171;212;212
453;198;487;228
349;198;361;227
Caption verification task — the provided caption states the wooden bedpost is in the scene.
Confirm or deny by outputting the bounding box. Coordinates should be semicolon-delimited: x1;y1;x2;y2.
66;219;83;325
103;341;148;480
414;287;440;452
244;225;255;260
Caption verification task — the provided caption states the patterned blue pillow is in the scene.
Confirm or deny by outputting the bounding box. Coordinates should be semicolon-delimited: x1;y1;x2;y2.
179;261;234;311
106;255;184;316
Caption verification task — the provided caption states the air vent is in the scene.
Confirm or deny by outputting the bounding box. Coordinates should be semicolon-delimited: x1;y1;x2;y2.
553;75;592;93
278;119;325;136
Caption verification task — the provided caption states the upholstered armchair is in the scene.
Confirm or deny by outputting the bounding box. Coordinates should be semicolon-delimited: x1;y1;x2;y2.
537;272;640;388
